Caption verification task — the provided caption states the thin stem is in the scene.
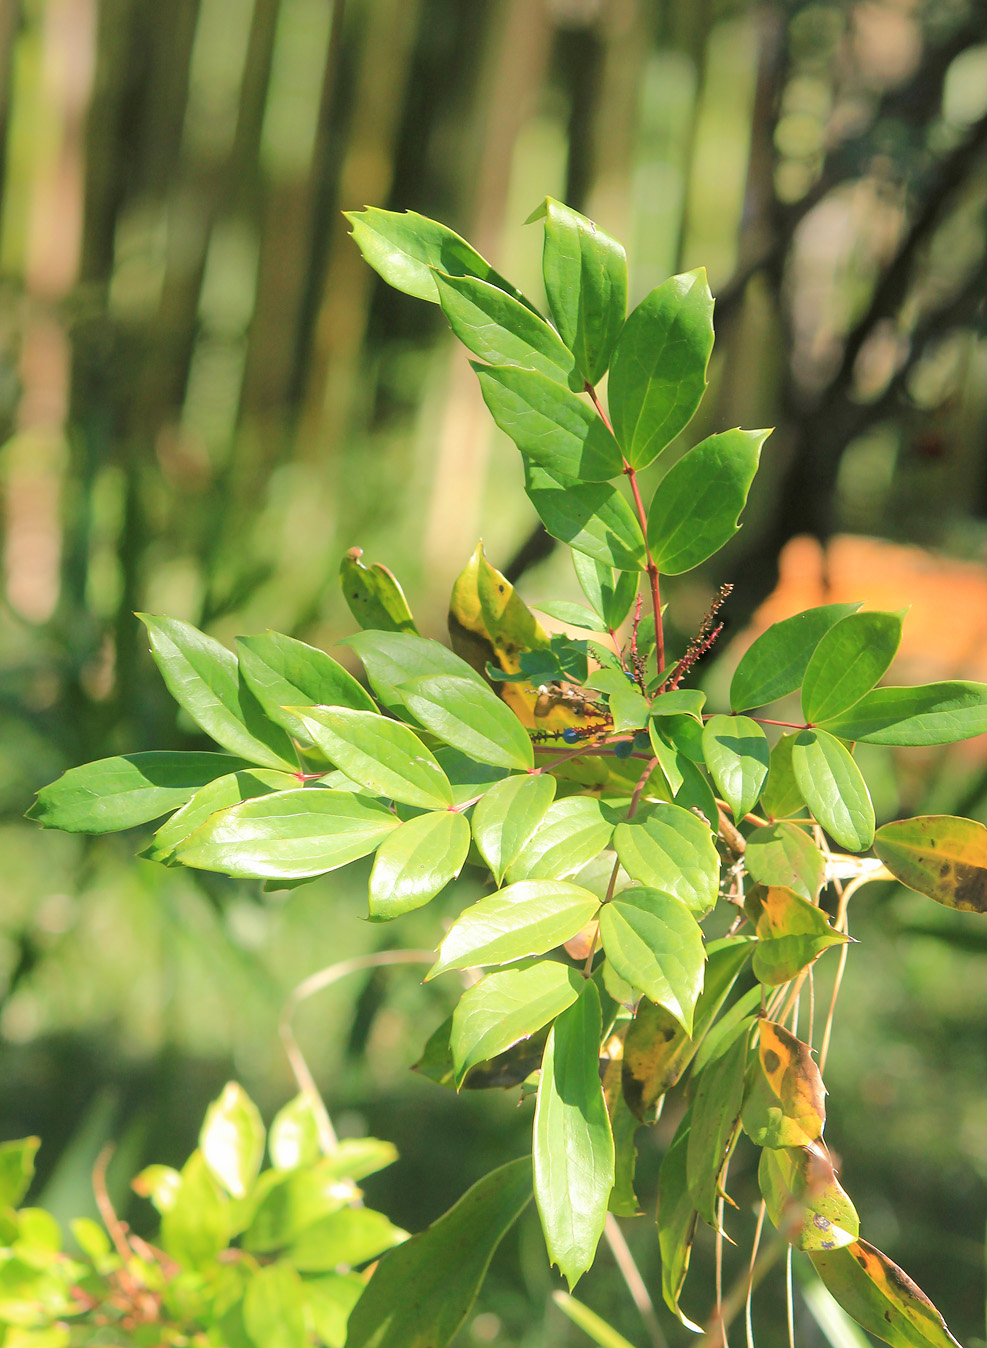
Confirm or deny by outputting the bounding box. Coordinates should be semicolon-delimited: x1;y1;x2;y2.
786;1245;795;1348
746;1202;767;1348
715;1195;729;1348
624;460;665;672
818;869;875;1072
604;1214;668;1348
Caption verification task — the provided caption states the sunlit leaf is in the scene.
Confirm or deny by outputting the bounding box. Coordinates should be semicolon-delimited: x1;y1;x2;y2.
744;823;826;901
608;269;713;469
730;604;861;712
289;1207;407;1272
0;1138;39;1209
657;1114;702;1332
573;552;638;630
614;803;719;913
269;1096;322;1171
339;547;419;635
686;1027;750;1228
343;1157;531;1348
368;810;471;920
292;706;454;808
551;1291;638;1348
874;814;987;913
451;961;583;1087
159;1151;229;1268
524;459;647;571
244;1262;309;1348
143;768;296;862
791;729;875;852
599;889;705;1033
301;1274;363;1348
344;630;486;717
398;674;534;771
701;714;769;822
435;273;575;381
237;630;377;740
534;981;614;1289
759;1145;858;1252
801;610;905;724
747;884;848;985
819;681;987;745
471;773;557;884
741;1019;827;1149
507;796;614;883
199;1082;265;1199
810;1240;963;1348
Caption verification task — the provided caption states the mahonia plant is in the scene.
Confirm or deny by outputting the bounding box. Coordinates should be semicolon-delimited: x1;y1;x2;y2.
28;199;987;1348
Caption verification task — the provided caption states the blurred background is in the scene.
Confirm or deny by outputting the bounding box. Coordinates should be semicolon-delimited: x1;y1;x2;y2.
1;0;987;1343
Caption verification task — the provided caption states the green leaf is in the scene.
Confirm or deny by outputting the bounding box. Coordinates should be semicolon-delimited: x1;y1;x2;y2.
476;364;622;482
701;714;769;823
801;610;905;724
529;197;628;386
339;548;418;635
534;600;606;629
873;815;987;913
302;1274;363;1348
613;803;719;913
523;459;647;572
368;811;471;920
810;1240;963;1348
745;822;826;901
237;631;377;740
160;1150;230;1268
142;768;296;862
729;604;862;712
646;429;768;574
610;684;649;733
533;980;614;1289
344;631;486;713
471;773;557;884
657;1115;701;1331
397;674;533;771
244;1262;309;1348
433;747;509;806
760;1146;858;1252
818;681;987;745
200;1083;265;1199
435;273;575;382
174;789;398;879
741;1019;826;1149
603;1056;640;1218
26;751;248;834
269;1096;322;1171
598;889;705;1033
451;961;583;1087
746;884;848;985
290;707;453;808
343;1157;531;1348
672;758;720;830
686;1027;750;1227
651;689;707;718
649;721;686;794
138;615;296;769
572;553;637;630
0;1138;39;1208
759;733;805;821
345;206;531;308
506;796;614;883
791;729;875;852
289;1208;407;1272
551;1291;638;1348
428;881;600;978
245;1162;352;1253
608;269;714;469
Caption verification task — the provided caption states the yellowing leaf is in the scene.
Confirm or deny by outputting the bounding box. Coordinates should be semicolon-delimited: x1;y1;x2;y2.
811;1240;963;1348
746;884;848;986
759;1145;858;1252
873;815;987;913
741;1019;826;1149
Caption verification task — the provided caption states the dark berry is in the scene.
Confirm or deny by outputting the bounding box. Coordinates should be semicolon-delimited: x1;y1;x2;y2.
561;727;581;744
614;739;633;759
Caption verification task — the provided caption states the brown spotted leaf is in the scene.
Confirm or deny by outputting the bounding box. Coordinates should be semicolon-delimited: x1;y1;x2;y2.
759;1144;858;1252
873;815;987;913
746;884;849;986
811;1239;963;1348
741;1020;826;1149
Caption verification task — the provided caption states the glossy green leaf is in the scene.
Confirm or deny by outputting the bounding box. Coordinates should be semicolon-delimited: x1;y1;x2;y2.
599;889;705;1033
686;1027;750;1227
291;707;453;808
523;459;647;572
345;206;530;308
646;428;768;574
759;1145;858;1252
874;814;987;913
199;1082;265;1199
268;1096;322;1172
435;272;574;381
451;961;582;1087
810;1240;963;1348
534;600;606;629
657;1115;701;1331
651;689;706;718
26;751;249;834
174;789;398;879
368;810;470;920
143;768;296;862
289;1207;407;1272
344;631;486;716
730;604;861;712
471;773;557;884
534;981;614;1289
741;1019;827;1149
747;884;848;985
649;721;686;794
477;364;622;482
343;1157;531;1348
759;733;805;821
610;683;649;733
620;937;754;1119
397;674;533;771
701;714;769;822
660;709;706;762
507;796;614;883
339;548;418;635
529;197;627;386
801;610;905;723
244;1262;308;1348
0;1138;39;1209
551;1291;638;1348
613;802;719;913
237;630;377;740
428;880;600;978
573;553;638;630
744;822;826;901
138;615;296;769
819;681;987;745
791;729;875;852
608;269;713;468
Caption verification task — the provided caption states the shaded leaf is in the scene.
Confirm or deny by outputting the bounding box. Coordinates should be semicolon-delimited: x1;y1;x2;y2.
741;1020;826;1149
343;1157;531;1348
745;823;826;901
436;272;575;381
398;674;534;771
701;714;769;823
599;889;706;1033
534;981;614;1288
759;733;805;821
672;758;721;830
451;961;583;1087
791;730;875;852
646;429;768;574
810;1239;963;1348
434;747;509;806
573;552;638;630
602;1052;640;1217
368;811;471;920
801;611;905;724
873;814;987;913
608;270;713;469
614;802;719;913
200;1083;265;1199
507;796;614;883
657;1115;702;1332
686;1027;750;1227
747;884;848;986
523;458;647;572
730;604;861;712
819;681;987;745
759;1145;858;1252
471;773;557;884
